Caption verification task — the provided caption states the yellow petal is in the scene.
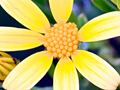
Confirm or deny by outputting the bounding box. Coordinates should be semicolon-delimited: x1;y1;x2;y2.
0;52;12;58
0;0;50;33
72;50;120;89
49;0;73;23
0;65;10;76
0;57;14;63
3;51;53;90
0;61;15;71
0;72;3;80
78;11;120;42
54;57;79;90
0;27;44;51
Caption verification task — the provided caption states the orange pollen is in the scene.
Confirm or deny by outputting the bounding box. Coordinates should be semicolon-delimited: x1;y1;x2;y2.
44;22;78;58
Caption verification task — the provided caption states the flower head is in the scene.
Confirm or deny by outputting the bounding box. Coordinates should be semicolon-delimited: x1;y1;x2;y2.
0;0;120;90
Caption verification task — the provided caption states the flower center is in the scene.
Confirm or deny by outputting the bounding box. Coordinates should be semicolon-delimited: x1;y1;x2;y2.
44;22;78;58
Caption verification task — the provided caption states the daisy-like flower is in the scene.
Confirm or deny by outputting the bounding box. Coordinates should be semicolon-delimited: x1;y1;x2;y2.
0;0;120;90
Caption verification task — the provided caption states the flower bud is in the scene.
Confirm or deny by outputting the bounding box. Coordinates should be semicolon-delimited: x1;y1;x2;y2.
0;52;18;82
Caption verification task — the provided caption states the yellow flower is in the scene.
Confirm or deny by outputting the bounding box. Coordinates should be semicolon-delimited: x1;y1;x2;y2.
0;0;120;90
0;52;18;82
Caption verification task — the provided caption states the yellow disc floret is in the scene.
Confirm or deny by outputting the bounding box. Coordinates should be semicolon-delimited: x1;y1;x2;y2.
44;22;78;58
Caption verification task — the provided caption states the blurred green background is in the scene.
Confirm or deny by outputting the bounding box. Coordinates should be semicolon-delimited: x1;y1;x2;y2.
0;0;120;90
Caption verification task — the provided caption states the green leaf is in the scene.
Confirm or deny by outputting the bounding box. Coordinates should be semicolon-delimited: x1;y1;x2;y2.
116;86;120;90
32;0;56;24
117;0;120;9
78;42;89;50
31;86;53;90
92;0;118;12
68;12;77;24
111;0;120;10
77;13;88;29
47;63;55;78
89;41;106;49
77;72;83;80
33;0;46;5
0;85;4;90
80;78;101;90
98;46;112;58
